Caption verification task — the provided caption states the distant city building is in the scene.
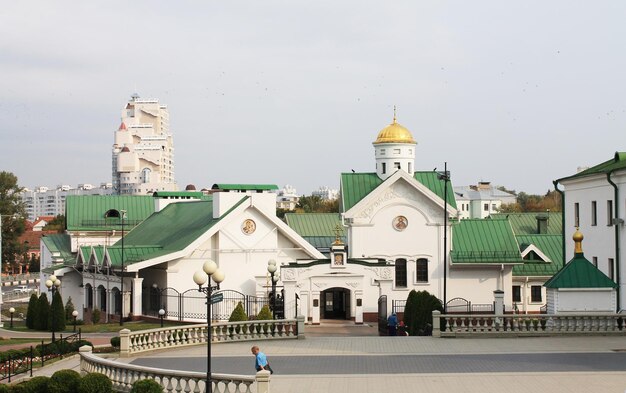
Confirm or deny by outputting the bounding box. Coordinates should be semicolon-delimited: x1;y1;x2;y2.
21;183;114;221
454;182;517;219
277;185;299;210
311;186;339;201
112;94;178;195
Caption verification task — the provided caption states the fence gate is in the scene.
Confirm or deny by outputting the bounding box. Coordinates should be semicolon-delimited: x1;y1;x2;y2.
378;295;388;336
445;297;470;314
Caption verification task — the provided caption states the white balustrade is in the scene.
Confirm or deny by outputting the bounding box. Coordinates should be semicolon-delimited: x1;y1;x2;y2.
80;346;264;393
432;312;626;337
121;318;301;356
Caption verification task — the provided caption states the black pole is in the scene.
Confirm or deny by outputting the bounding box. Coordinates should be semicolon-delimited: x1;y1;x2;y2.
207;284;212;393
120;212;125;326
73;316;77;333
10;312;13;329
270;272;276;320
160;313;164;328
439;162;450;311
51;287;56;343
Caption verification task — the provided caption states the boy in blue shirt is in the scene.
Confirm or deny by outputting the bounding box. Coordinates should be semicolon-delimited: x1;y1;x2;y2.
251;345;274;374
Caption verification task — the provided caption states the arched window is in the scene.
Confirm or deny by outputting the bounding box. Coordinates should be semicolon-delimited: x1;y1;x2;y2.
416;258;428;283
141;168;151;183
395;259;407;288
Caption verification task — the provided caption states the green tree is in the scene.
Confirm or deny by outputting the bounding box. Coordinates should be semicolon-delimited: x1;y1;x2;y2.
403;290;442;336
403;290;419;335
228;302;248;322
43;214;66;233
65;296;75;321
0;171;26;274
257;305;272;320
50;291;66;332
26;293;38;329
35;293;50;331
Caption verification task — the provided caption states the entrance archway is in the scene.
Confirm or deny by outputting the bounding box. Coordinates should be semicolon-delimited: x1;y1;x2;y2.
321;287;350;320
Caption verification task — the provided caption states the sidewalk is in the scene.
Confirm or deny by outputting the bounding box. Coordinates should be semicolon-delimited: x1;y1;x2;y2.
8;331;626;392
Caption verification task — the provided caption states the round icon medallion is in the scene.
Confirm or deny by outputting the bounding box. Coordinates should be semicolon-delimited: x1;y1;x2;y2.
242;219;256;235
393;216;408;231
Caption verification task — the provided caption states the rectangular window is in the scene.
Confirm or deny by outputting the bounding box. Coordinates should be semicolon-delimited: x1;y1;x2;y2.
380;149;386;155
416;259;428;282
530;285;542;303
592;256;598;267
591;201;597;226
574;202;580;227
607;200;613;226
492;203;497;211
395;259;407;288
382;163;386;174
484;203;489;211
609;258;615;281
512;286;521;303
394;162;401;170
408;162;412;173
393;149;401;154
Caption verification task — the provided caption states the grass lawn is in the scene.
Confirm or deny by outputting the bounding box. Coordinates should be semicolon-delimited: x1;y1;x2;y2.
0;338;41;347
3;320;185;334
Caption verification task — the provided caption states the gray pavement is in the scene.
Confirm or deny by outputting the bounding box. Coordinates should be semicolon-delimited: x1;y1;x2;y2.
9;322;626;392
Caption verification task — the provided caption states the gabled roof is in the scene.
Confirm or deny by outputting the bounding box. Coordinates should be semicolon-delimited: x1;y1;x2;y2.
490;212;562;235
106;198;247;266
451;219;524;264
65;195;155;231
285;213;345;251
152;191;210;200
544;252;618;289
340;171;457;213
513;234;563;276
557;151;626;182
41;234;73;264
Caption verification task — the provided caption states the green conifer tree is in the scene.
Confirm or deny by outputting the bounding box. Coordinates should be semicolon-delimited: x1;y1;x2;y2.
26;293;38;329
50;291;66;332
64;296;75;321
35;293;50;331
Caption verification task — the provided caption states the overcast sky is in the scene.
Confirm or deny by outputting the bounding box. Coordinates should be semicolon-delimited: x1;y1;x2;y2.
1;1;624;196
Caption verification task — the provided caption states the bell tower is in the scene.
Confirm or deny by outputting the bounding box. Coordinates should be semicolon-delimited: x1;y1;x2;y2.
373;107;417;181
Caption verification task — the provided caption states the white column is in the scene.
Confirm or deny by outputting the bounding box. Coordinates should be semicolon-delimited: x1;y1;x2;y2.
311;291;320;324
132;277;143;317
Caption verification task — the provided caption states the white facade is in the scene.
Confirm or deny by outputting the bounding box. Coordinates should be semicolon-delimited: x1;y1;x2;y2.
454;182;517;219
21;183;114;221
276;185;299;210
311;186;339;201
557;158;626;311
112;94;178;195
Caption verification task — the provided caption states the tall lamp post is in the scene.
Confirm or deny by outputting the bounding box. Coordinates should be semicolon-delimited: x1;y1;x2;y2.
119;209;126;326
192;260;225;393
267;260;279;319
72;310;78;332
158;308;165;328
437;163;450;310
9;307;15;329
45;275;61;342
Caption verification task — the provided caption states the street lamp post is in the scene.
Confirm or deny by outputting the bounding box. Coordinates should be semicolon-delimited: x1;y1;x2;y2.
9;307;15;329
158;308;165;328
45;275;61;342
72;310;78;332
193;260;225;393
267;260;278;319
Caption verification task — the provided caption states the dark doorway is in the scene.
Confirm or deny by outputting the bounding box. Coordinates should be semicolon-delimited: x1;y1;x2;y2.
321;287;350;319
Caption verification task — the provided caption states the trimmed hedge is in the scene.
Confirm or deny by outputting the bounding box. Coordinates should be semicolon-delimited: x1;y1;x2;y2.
78;373;113;393
48;369;81;393
130;378;164;393
110;336;120;348
22;376;49;393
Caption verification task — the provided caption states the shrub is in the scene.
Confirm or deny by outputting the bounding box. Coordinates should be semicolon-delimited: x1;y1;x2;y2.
35;294;50;331
91;309;101;325
228;302;248;322
78;373;112;393
0;384;8;393
26;293;39;329
64;297;75;322
110;336;120;348
22;376;49;393
257;305;272;320
130;378;163;393
8;384;27;393
403;290;442;336
50;291;66;333
47;369;81;393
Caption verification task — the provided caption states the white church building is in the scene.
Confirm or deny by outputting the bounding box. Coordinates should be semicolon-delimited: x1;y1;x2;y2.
42;115;553;324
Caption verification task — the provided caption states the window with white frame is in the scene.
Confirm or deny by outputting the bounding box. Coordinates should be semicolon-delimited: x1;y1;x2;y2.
530;285;542;303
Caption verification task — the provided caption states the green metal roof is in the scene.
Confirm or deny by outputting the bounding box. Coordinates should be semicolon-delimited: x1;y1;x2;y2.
451;219;524;264
544;253;618;289
490;212;562;235
285;213;343;237
211;184;278;191
152;191;210;200
340;172;457;213
41;234;74;264
65;195;155;231
513;234;563;276
557;152;626;182
106;197;247;266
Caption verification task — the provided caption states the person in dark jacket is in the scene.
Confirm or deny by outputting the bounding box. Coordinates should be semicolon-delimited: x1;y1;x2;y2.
387;313;398;336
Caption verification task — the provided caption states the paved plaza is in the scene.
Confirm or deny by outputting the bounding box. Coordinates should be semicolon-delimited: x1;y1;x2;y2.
9;322;626;392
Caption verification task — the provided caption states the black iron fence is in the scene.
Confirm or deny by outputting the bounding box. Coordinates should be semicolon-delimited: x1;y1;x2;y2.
0;346;33;383
143;287;290;320
39;330;83;367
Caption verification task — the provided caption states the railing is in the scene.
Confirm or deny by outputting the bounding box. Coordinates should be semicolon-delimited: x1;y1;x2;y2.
0;346;33;382
79;346;269;393
39;330;83;366
121;317;304;356
432;311;626;337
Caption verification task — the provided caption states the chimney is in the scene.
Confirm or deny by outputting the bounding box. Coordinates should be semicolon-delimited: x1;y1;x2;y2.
536;213;549;234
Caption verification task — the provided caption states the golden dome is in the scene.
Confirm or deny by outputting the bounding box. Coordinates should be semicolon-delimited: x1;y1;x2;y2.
373;117;416;145
573;228;584;254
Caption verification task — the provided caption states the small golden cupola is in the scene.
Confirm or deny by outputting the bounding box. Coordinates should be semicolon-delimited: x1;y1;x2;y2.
373;106;417;181
573;227;584;254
